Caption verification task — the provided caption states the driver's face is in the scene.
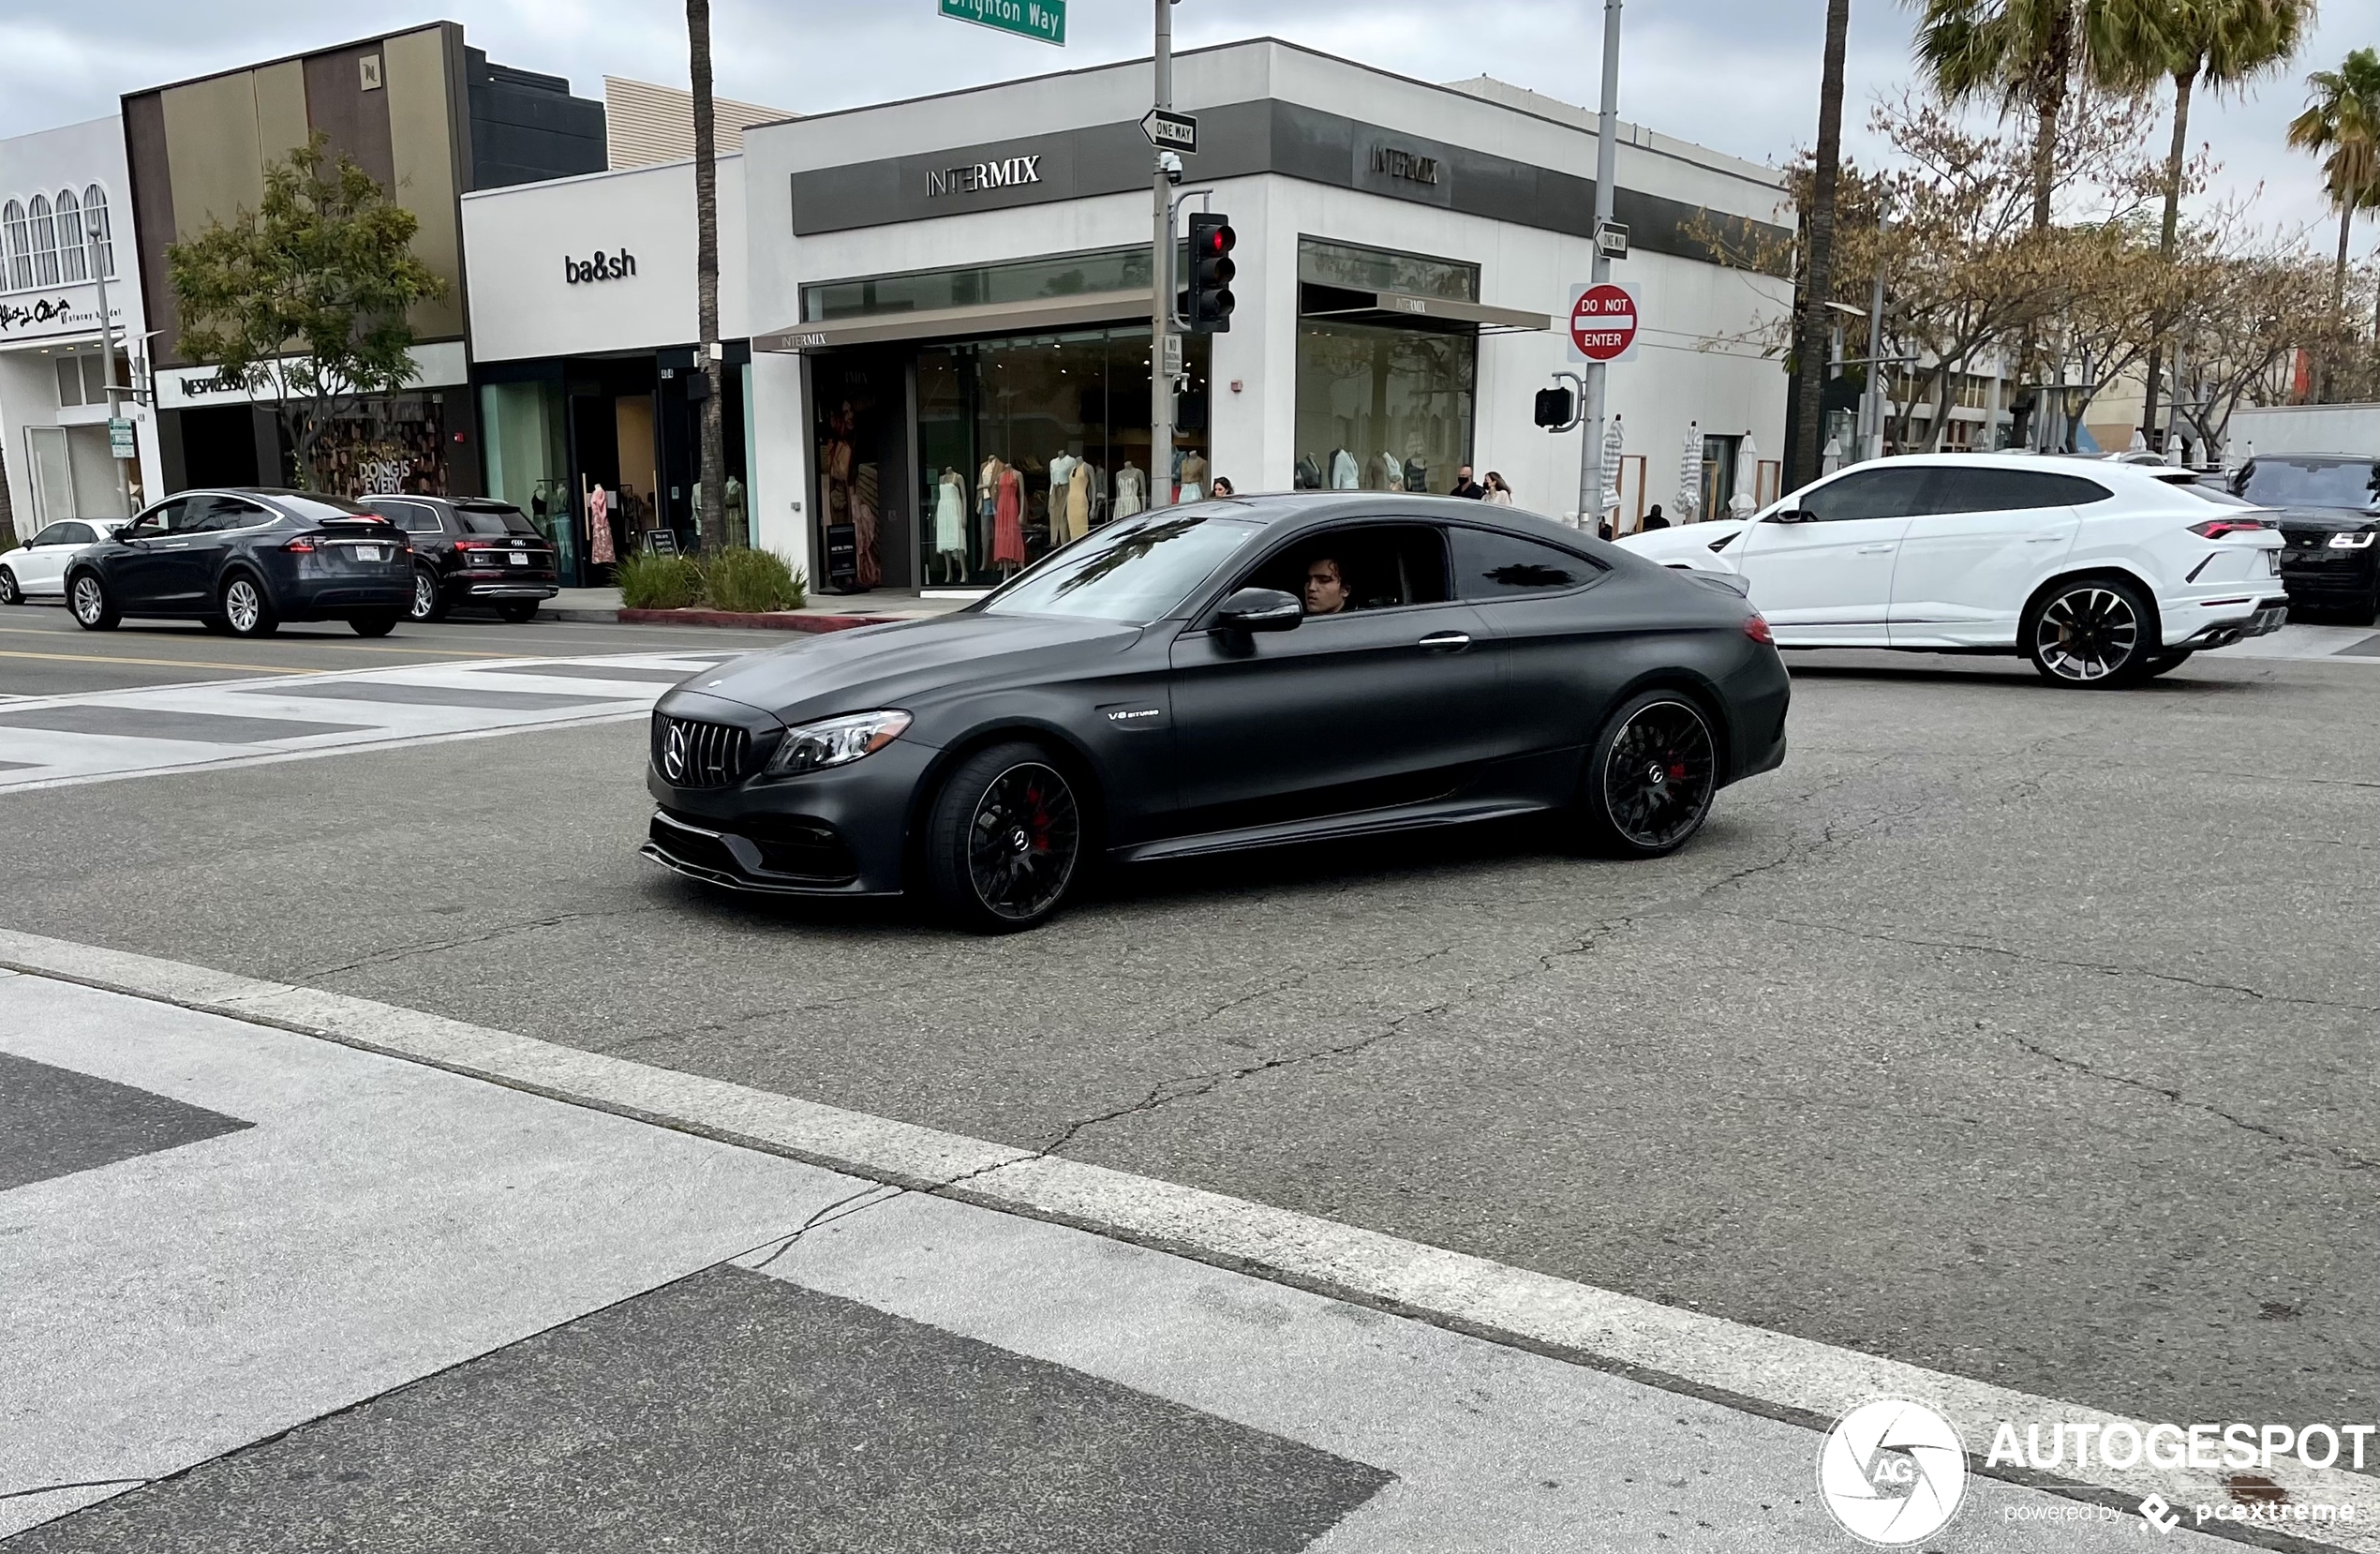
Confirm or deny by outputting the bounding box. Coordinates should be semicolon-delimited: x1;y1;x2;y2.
1303;560;1347;615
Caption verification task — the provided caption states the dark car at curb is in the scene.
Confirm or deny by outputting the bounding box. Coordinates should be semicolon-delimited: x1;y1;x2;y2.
360;495;559;623
66;488;412;637
641;493;1791;933
2230;454;2380;623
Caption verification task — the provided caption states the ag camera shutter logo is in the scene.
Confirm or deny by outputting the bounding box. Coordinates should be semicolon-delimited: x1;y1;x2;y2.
1818;1398;1970;1545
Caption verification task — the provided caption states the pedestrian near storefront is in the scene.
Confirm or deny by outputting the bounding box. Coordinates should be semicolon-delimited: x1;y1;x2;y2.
1482;472;1514;505
1211;476;1235;498
1450;465;1485;500
1641;503;1669;530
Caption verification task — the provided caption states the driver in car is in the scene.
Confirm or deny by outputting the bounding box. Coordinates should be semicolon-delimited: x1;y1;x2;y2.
1303;556;1350;616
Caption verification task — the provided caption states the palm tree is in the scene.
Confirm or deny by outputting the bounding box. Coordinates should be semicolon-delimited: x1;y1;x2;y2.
687;0;728;554
1910;0;2088;232
2096;0;2309;437
1791;0;1855;491
2289;49;2380;311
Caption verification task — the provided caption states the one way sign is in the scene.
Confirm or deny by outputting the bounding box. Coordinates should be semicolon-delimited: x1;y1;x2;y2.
1141;109;1197;154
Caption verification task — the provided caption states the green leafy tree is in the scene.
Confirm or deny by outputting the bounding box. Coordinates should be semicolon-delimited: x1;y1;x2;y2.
2095;0;2309;433
2288;49;2380;311
1909;0;2098;232
168;134;446;489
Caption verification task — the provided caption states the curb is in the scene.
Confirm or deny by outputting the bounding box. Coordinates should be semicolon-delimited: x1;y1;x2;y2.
534;605;899;633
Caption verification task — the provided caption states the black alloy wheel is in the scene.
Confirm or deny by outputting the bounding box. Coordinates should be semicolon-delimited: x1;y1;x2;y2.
220;575;278;638
497;600;539;623
925;741;1085;933
1582;691;1718;858
350;612;398;637
2026;578;2150;686
68;573;117;631
409;567;448;623
0;567;21;605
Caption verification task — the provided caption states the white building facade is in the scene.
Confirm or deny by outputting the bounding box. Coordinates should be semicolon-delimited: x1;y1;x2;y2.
0;115;162;532
739;41;1794;592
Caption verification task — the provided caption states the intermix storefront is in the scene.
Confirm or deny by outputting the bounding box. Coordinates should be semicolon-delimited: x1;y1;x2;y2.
461;156;757;583
740;41;1796;591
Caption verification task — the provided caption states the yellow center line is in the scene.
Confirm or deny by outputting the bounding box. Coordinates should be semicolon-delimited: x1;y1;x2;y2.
0;627;526;660
0;649;331;673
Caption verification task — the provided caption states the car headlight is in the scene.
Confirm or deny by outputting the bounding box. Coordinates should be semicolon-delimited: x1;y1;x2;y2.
763;710;912;776
2326;530;2376;548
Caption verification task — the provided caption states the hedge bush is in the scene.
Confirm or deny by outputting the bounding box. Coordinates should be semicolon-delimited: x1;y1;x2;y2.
704;547;807;613
615;551;704;610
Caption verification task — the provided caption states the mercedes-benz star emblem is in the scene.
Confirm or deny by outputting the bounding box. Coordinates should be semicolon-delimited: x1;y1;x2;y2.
663;724;688;782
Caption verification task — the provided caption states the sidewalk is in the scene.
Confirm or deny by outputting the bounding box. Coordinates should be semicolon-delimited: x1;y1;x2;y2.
541;587;972;633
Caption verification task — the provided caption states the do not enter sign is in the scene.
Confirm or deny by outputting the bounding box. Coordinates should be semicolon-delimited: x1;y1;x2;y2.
1568;281;1640;364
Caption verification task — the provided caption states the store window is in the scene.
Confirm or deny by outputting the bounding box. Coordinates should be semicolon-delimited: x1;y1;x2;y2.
55;189;85;282
803;247;1160;323
481;379;574;577
81;186;112;278
1;201;26;290
28;195;58;287
1293;238;1479;497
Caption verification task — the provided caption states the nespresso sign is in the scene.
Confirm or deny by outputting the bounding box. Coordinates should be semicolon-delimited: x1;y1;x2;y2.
928;155;1043;198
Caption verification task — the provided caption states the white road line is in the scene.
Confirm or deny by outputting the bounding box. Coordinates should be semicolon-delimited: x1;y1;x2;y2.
0;927;2368;1550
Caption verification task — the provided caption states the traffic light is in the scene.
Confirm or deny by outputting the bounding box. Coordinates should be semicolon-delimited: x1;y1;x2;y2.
1534;385;1576;428
1186;213;1236;334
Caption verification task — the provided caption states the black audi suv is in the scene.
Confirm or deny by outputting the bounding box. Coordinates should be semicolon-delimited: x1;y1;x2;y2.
644;493;1791;933
66;488;412;637
2231;454;2380;623
360;495;560;622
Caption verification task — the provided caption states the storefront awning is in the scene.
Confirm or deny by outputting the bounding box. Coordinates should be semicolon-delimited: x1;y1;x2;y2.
1297;284;1551;336
754;288;1156;354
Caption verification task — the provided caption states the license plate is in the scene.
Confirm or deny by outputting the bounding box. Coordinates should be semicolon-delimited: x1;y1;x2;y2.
356;545;381;562
508;552;528;565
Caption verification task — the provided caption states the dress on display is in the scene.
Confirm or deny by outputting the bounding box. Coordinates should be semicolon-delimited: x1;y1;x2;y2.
853;462;883;590
934;471;967;557
1295;454;1323;490
587;485;615;564
1048;454;1079;543
1113;464;1146;518
992;466;1027;568
1178;451;1209;504
1374;452;1404;491
1065;460;1092;541
978;456;1001;560
1329;448;1360;489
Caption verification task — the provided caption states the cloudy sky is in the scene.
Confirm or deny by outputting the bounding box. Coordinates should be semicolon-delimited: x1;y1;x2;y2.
3;0;2367;248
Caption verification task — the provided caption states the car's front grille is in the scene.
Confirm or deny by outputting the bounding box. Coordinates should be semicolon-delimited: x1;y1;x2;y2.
651;713;750;787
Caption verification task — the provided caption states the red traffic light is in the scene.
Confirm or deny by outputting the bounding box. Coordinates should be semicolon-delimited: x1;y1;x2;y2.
1199;223;1236;256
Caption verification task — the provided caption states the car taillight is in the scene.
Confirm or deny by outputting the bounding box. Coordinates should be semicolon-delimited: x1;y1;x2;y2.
1744;613;1774;645
283;535;319;552
2188;518;2268;538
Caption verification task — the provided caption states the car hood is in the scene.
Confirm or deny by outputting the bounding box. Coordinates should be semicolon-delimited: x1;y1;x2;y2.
677;610;1143;726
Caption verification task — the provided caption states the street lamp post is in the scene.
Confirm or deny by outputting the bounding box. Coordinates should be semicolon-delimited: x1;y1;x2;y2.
1575;0;1622;532
88;227;127;511
1149;0;1176;511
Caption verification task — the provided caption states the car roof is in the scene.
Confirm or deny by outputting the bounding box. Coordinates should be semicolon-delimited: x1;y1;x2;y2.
1191;491;1602;549
2240;451;2374;463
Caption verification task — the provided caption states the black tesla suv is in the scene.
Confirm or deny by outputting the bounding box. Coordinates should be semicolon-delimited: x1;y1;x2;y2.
2231;454;2380;623
66;488;412;637
360;495;559;623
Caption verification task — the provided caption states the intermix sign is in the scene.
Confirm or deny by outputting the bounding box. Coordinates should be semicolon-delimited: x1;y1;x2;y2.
939;0;1064;46
927;155;1043;198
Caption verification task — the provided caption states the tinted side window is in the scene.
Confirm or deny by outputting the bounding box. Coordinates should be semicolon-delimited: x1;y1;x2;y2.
1925;469;2110;515
1241;524;1451;611
28;524;68;546
58;522;97;545
125;501;183;537
1451;526;1599;599
199;500;275;532
1796;469;1935;521
373;501;446;534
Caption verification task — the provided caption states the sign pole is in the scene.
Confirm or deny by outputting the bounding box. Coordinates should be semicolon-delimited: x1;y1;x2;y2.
1148;0;1175;511
89;229;129;511
1576;0;1623;531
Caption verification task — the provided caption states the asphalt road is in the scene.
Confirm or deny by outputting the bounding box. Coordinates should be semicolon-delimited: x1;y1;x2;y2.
0;599;793;696
2;643;2373;1443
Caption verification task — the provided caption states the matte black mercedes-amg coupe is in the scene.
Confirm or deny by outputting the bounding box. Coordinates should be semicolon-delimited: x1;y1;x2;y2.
644;494;1791;932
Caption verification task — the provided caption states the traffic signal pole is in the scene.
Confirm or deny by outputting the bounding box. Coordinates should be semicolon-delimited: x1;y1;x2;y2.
1576;0;1622;531
1149;0;1175;511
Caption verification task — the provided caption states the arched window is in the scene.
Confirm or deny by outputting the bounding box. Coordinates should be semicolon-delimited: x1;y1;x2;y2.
29;194;58;287
82;185;113;279
55;188;85;283
2;201;28;291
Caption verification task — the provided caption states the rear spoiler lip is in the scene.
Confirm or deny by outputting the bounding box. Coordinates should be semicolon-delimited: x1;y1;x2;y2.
1684;570;1751;599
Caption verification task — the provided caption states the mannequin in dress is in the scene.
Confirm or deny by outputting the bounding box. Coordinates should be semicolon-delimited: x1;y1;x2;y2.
1329;447;1359;490
1373;450;1404;491
992;461;1026;575
1178;449;1210;503
1113;461;1146;519
1064;456;1092;543
1295;453;1322;490
977;456;1001;563
934;468;968;583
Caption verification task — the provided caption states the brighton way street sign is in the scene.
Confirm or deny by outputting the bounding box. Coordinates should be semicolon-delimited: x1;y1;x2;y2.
939;0;1064;46
1568;281;1641;365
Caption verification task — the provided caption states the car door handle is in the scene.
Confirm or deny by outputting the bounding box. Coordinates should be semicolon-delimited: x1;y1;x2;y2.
2025;534;2063;544
1854;543;1896;554
1417;631;1471;652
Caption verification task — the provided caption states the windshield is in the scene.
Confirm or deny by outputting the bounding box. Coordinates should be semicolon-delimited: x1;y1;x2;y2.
981;512;1261;623
2240;459;2378;510
276;493;382;522
457;503;539;536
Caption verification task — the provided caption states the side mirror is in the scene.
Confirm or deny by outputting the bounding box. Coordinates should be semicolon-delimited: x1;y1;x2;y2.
1766;509;1815;525
1214;586;1302;633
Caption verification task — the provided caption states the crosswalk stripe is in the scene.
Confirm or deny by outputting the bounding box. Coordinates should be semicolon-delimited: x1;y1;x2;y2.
0;649;332;673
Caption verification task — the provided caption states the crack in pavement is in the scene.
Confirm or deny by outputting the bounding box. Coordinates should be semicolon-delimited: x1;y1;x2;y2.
2004;1030;2380;1173
1751;916;2380;1016
747;1183;906;1272
290;907;668;980
0;1478;152;1503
